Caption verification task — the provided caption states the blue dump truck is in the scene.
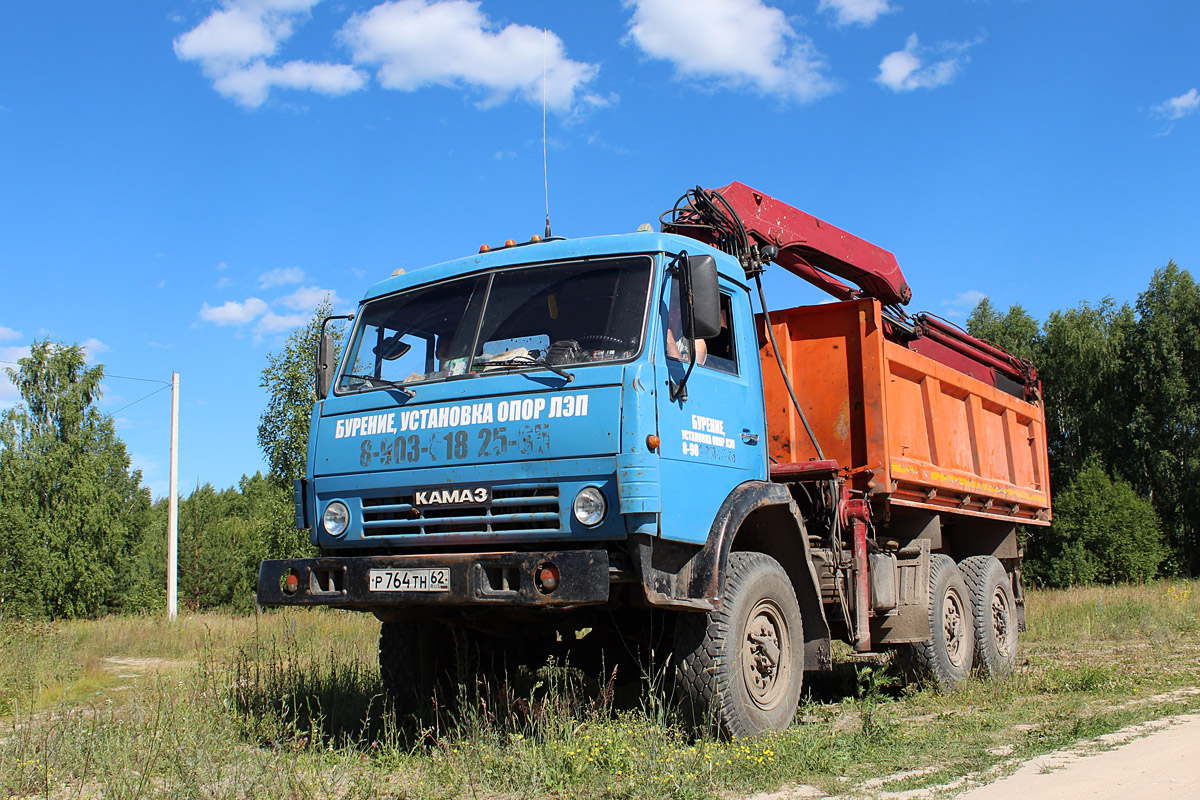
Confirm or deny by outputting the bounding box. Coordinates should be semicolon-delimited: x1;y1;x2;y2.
258;184;1051;736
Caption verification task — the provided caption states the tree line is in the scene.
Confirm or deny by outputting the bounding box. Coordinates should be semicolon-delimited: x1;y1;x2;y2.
1;271;1196;619
968;261;1198;585
0;302;338;619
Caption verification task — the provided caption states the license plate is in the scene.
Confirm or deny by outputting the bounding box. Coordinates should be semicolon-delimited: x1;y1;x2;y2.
368;568;450;592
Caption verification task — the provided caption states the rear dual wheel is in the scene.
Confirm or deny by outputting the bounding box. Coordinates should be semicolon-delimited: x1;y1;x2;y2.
897;554;974;691
897;554;1020;690
959;555;1018;680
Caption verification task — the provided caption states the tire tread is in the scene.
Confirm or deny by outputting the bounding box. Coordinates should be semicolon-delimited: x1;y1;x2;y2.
958;555;1017;680
674;551;802;737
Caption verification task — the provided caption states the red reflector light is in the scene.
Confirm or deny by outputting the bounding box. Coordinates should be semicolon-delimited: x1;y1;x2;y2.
283;573;299;594
646;434;660;451
537;563;560;593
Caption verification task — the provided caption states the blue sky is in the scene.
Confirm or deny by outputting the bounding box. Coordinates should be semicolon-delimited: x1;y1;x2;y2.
1;0;1197;498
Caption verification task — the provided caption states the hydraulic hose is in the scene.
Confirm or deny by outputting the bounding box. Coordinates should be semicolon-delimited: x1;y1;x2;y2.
754;274;825;461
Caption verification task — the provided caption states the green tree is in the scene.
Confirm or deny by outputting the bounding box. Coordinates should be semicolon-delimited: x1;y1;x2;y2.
257;298;345;558
258;297;343;484
1038;299;1135;491
1026;458;1164;586
176;482;264;611
1124;262;1200;574
0;341;151;619
966;298;1042;362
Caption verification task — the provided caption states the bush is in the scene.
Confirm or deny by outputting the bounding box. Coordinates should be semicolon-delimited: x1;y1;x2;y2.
1027;458;1165;587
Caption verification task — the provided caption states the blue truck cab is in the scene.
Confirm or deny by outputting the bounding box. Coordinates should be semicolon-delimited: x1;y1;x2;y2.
257;229;831;734
260;231;789;591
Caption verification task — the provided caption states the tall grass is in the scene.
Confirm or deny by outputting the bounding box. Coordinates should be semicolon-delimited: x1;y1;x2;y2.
2;581;1199;799
1025;579;1199;642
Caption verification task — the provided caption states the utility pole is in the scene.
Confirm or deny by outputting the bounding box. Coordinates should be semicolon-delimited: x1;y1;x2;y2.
168;372;179;620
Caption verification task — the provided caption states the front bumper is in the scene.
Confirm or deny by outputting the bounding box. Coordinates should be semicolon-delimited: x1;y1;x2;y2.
256;549;610;609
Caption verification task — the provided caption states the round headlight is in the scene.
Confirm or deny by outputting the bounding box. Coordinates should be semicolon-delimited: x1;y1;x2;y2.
572;487;607;527
322;500;350;537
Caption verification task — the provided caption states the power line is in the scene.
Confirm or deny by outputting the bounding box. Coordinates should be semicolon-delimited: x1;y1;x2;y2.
106;372;172;385
0;359;171;385
109;384;172;416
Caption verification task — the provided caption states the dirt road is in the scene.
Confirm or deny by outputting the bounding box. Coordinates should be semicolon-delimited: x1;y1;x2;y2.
741;712;1200;800
956;712;1200;799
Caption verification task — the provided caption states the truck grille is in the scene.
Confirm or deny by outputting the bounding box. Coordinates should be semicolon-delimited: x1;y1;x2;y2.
360;484;561;537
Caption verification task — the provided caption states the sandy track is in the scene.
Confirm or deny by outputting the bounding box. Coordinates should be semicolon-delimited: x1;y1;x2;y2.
955;712;1200;799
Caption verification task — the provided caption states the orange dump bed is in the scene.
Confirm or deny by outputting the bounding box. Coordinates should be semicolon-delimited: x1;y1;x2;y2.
758;300;1051;525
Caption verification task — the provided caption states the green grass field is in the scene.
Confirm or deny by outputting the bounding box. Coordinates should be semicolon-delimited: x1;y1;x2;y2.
2;580;1198;799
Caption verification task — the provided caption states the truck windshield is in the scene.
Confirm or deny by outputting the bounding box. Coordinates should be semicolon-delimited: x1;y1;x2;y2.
337;256;653;393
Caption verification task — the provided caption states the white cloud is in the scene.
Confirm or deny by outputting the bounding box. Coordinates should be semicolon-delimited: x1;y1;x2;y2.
216;276;233;289
81;338;109;363
624;0;834;102
0;325;21;341
1153;88;1199;120
341;0;600;111
278;285;343;311
255;311;309;335
942;289;987;317
199;297;269;325
258;266;305;287
877;34;971;92
213;60;366;107
174;0;366;108
819;0;895;27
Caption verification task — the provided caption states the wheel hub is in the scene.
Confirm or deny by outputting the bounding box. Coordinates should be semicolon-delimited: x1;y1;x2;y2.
992;587;1014;657
943;589;968;668
742;599;790;711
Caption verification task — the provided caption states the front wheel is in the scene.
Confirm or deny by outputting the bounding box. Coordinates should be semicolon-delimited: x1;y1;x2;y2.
896;554;974;691
379;620;446;713
673;552;804;737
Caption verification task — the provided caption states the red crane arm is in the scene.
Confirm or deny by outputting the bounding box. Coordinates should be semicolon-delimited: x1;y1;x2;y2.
708;181;912;307
661;181;1038;400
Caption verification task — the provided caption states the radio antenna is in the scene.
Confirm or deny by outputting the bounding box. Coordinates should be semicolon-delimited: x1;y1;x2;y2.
542;28;551;239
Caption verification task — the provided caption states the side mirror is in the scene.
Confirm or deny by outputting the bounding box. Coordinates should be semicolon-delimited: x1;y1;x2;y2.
669;251;723;403
687;254;721;340
316;332;335;400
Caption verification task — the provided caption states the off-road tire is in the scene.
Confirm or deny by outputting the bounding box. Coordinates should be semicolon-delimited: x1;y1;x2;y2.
379;620;444;713
673;552;804;737
897;554;974;691
959;555;1018;680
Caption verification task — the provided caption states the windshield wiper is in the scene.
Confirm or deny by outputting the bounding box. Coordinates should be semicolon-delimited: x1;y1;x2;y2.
481;356;574;383
342;373;416;397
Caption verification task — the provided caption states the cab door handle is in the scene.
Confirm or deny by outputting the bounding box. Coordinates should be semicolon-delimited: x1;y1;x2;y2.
742;430;760;445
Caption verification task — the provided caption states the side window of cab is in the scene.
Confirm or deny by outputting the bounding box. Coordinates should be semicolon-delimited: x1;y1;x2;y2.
664;278;738;375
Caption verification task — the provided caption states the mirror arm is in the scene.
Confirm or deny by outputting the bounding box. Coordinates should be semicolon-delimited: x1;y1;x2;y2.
669;251;696;403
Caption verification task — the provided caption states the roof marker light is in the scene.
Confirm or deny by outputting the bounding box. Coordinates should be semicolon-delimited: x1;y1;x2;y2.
505;239;516;247
479;244;491;252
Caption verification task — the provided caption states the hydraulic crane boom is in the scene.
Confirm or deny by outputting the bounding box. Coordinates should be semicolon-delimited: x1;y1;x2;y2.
662;181;1038;400
709;181;912;307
